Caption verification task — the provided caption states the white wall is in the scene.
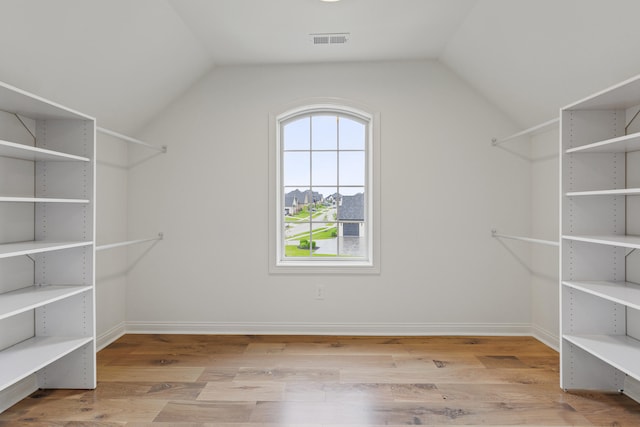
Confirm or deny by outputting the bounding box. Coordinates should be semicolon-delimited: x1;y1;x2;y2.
95;133;129;348
530;128;560;349
125;60;533;335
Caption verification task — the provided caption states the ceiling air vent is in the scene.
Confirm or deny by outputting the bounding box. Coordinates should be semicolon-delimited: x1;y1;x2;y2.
310;33;349;45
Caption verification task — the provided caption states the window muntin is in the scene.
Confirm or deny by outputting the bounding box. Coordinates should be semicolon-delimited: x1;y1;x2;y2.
278;107;371;265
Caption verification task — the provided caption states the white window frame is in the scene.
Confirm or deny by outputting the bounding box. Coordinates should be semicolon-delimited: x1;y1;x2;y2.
268;101;380;274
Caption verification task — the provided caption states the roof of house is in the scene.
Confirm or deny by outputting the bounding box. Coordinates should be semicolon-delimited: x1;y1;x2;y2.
284;189;323;206
338;193;364;221
284;193;298;207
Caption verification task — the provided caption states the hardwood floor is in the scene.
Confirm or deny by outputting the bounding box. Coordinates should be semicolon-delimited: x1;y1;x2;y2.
1;334;640;426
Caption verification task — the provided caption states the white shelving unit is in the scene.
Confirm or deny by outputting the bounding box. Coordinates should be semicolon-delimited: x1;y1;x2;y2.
0;81;95;412
561;74;640;395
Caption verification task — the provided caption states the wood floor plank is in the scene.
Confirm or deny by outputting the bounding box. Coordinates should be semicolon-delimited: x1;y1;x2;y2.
98;366;205;382
1;334;639;425
557;390;640;426
340;366;558;385
249;400;592;425
476;355;530;369
75;381;207;401
103;353;218;367
197;367;239;382
281;342;409;356
198;381;285;402
127;423;321;427
0;396;166;423
234;367;340;383
244;343;287;354
0;422;126;426
153;401;255;423
393;354;486;370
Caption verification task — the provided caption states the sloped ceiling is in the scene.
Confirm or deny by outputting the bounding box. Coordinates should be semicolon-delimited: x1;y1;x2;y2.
441;0;640;128
167;0;476;65
0;0;212;134
1;0;640;133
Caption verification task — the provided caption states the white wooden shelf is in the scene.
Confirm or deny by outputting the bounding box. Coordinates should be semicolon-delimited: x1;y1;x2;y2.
0;241;92;259
563;334;640;383
0;81;92;121
563;281;640;311
0;139;89;162
0;336;93;391
562;234;640;249
566;131;640;154
0;285;92;321
564;73;640;111
0;197;89;203
566;188;640;197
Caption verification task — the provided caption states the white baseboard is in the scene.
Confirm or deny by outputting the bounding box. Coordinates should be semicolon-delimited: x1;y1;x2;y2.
125;321;533;336
531;324;559;351
96;321;126;351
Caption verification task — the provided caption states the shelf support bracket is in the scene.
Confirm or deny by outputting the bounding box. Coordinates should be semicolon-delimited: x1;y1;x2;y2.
626;108;640;135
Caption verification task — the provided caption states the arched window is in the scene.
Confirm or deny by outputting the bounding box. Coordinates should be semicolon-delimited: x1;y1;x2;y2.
272;104;378;271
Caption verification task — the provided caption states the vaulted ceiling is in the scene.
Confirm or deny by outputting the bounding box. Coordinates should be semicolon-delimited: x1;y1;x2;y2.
1;0;639;133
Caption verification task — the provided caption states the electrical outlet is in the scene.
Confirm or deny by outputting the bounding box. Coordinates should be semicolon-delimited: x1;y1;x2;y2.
315;284;325;300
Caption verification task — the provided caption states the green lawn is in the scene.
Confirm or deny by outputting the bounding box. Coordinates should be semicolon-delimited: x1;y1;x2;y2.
285;245;336;257
288;226;337;241
285;206;331;222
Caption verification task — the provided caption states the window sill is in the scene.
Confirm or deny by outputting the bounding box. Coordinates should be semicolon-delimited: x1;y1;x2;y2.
270;259;380;275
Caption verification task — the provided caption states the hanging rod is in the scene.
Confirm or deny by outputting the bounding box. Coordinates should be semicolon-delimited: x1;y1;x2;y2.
96;233;163;252
491;229;559;247
492;118;559;146
97;127;167;153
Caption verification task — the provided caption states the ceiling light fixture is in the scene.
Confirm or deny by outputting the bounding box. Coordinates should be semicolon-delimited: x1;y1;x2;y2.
320;0;341;2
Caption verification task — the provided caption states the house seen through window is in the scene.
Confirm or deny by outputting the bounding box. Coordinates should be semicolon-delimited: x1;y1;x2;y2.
278;107;371;263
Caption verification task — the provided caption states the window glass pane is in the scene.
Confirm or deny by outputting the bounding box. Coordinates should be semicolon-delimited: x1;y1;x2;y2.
339;117;365;150
337;191;365;224
283;117;310;150
310;187;337;223
339;186;365;197
312;115;337;150
311;221;338;257
338;229;367;258
278;108;371;265
337;189;366;258
285;220;309;240
283;187;312;257
283;152;309;186
285;237;313;257
339;151;365;186
283;186;314;220
285;218;312;257
312;151;337;186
